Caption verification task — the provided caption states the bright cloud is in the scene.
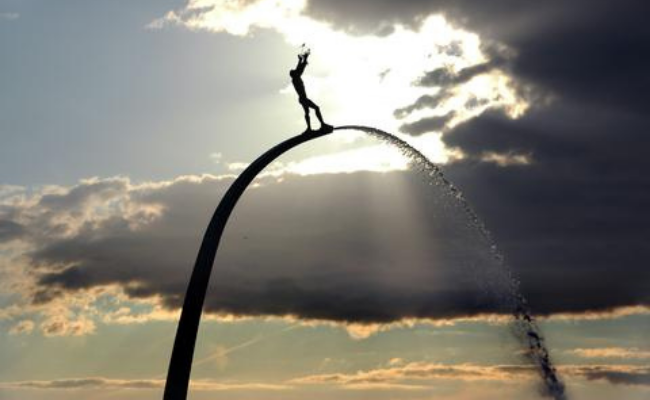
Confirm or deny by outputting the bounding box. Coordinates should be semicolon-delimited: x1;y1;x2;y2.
291;361;650;388
480;151;532;167
152;0;530;169
1;363;647;393
568;347;650;360
8;319;34;335
0;377;290;391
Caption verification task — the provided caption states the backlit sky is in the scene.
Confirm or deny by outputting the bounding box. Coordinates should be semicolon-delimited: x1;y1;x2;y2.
1;1;649;399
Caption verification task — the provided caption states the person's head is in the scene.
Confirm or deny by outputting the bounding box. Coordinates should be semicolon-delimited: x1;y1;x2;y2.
289;69;297;78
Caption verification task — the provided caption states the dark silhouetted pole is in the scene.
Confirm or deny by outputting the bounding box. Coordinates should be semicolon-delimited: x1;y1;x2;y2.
163;128;334;400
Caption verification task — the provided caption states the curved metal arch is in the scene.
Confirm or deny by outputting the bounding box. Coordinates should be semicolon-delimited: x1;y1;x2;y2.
163;128;335;400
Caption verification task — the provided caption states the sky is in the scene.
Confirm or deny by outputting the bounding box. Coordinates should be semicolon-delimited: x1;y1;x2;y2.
0;1;649;399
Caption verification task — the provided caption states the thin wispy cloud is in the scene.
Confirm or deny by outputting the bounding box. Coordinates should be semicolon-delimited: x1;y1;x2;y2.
2;363;646;393
0;377;290;391
292;362;650;388
0;12;19;20
568;347;650;360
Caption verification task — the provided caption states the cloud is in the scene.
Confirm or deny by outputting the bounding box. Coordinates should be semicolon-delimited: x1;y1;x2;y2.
417;55;508;89
388;357;406;366
1;168;648;337
305;0;650;143
479;151;531;167
0;12;19;20
0;219;26;241
291;362;531;387
396;4;650;320
546;306;650;322
10;172;511;327
154;0;306;36
439;106;650;316
2;364;646;397
568;347;650;360
8;320;34;335
152;0;528;138
567;365;650;387
40;315;96;337
308;0;650;112
400;113;454;136
0;377;290;391
292;361;650;388
4;364;645;394
140;3;650;346
394;93;451;119
209;152;223;163
299;3;644;322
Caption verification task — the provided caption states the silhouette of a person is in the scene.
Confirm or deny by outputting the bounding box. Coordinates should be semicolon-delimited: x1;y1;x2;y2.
290;48;332;132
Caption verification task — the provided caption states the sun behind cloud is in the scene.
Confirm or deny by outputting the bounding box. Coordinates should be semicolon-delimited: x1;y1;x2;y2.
151;0;529;173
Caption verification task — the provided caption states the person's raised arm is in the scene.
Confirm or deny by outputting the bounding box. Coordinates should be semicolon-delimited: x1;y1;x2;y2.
295;54;308;75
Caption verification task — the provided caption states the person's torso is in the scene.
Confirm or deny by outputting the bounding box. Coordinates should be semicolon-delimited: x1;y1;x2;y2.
291;75;307;98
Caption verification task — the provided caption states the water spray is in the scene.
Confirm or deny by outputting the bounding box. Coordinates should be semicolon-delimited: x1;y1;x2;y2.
336;125;567;399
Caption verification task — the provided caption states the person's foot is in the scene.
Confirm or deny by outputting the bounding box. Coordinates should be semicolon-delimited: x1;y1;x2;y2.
320;123;334;133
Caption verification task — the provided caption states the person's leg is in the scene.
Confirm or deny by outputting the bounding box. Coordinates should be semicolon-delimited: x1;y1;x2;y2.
306;99;325;125
301;103;311;130
313;105;325;125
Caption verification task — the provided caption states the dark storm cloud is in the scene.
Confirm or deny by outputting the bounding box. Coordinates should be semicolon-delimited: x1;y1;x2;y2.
7;0;650;322
442;105;650;315
400;112;453;136
305;1;650;316
394;93;450;119
500;4;650;115
1;165;644;323
37;179;127;213
0;220;26;241
572;366;650;387
417;59;504;88
304;0;537;38
307;0;650;113
26;172;503;323
395;46;510;135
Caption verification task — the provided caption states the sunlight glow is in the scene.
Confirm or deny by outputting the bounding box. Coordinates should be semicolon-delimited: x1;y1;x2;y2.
257;131;451;177
153;0;530;173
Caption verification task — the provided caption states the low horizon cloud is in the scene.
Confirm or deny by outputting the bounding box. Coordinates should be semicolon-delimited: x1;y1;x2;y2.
1;166;647;337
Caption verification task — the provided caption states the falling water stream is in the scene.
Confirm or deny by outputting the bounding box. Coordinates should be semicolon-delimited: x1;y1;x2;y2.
336;125;567;400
